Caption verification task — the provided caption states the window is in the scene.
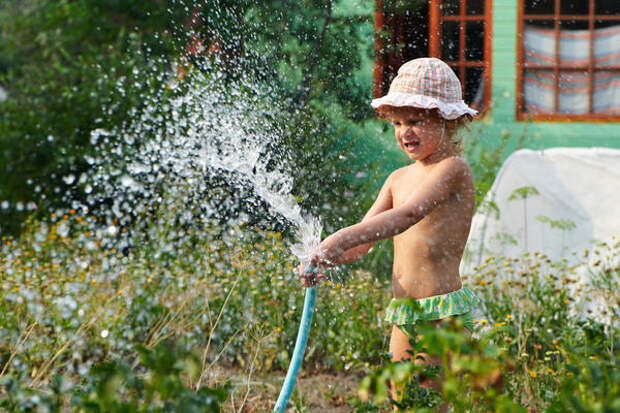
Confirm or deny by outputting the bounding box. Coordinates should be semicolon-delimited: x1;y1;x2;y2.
374;0;492;113
517;0;620;121
430;0;492;112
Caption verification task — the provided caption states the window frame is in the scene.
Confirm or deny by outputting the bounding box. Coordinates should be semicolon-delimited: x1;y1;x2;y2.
516;0;620;122
373;0;493;116
429;0;493;115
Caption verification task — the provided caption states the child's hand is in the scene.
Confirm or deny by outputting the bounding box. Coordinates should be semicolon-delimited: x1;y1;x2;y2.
298;263;324;287
297;233;344;287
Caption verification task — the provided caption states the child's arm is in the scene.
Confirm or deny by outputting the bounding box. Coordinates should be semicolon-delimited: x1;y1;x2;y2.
335;173;394;264
315;157;468;264
298;173;393;287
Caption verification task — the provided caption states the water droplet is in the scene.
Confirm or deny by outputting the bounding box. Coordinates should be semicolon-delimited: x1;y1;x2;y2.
63;174;76;185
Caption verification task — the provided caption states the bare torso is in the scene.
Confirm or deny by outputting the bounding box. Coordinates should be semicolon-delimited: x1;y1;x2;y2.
389;158;475;299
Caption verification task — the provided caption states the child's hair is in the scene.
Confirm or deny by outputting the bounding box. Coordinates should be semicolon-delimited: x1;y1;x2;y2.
443;112;472;155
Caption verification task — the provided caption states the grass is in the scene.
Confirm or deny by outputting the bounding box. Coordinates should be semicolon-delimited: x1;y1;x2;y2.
0;211;618;411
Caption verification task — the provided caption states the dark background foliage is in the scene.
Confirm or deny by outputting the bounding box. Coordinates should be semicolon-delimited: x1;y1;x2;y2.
0;0;188;234
0;0;377;236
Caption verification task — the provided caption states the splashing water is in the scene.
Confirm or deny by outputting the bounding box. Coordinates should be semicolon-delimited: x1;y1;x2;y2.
77;61;322;268
0;52;328;385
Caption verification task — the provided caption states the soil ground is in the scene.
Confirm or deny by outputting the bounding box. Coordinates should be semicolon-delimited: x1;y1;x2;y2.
210;365;368;412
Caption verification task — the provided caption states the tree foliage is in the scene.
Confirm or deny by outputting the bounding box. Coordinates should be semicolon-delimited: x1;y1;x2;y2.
0;0;186;234
0;0;377;235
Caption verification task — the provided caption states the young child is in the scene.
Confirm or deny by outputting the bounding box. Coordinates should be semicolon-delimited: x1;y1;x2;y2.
300;57;481;402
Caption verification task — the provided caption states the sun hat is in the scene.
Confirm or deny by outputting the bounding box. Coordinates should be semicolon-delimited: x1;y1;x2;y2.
371;57;478;120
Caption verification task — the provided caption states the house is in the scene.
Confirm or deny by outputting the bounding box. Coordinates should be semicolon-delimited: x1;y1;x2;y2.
373;0;619;153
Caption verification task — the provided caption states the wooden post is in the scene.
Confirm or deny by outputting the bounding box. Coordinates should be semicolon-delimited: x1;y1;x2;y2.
374;0;386;98
553;0;560;113
588;0;594;114
484;0;493;112
429;0;441;57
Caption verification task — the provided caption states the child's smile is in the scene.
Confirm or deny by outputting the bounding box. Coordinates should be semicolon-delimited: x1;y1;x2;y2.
390;107;448;163
402;137;420;153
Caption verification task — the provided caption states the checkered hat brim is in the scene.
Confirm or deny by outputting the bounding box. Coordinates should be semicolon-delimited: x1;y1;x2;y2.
371;58;478;120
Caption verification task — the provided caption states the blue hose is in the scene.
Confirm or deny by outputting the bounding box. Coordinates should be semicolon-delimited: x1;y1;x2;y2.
273;266;318;412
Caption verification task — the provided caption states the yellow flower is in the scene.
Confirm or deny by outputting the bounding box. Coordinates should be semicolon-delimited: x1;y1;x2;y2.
494;321;506;327
275;327;282;333
547;368;554;374
479;319;488;324
529;370;537;379
506;314;513;319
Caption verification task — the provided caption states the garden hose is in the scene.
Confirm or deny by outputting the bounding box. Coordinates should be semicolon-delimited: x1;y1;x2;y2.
273;265;318;413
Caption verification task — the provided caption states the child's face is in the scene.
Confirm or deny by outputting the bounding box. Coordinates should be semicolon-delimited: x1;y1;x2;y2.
389;107;448;162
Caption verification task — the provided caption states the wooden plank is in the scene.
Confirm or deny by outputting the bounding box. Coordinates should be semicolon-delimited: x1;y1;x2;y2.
483;0;493;113
588;0;594;114
442;15;485;21
553;0;560;113
515;0;524;119
520;113;620;123
444;61;485;67
460;0;466;96
523;64;620;70
519;14;619;21
429;0;441;57
373;0;385;98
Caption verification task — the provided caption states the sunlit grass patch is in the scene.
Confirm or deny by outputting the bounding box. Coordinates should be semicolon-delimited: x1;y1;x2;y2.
1;217;618;411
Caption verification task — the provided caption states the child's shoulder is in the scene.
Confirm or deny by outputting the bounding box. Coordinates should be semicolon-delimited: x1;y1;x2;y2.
389;163;415;179
387;157;472;194
390;156;471;179
443;155;472;172
430;155;472;176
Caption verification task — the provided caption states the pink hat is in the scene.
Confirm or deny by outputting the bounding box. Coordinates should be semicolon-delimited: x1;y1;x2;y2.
371;57;478;120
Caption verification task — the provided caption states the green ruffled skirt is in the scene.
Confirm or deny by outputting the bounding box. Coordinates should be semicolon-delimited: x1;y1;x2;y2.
385;287;480;337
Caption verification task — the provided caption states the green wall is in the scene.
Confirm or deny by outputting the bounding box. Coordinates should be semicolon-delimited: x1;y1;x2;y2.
480;0;619;157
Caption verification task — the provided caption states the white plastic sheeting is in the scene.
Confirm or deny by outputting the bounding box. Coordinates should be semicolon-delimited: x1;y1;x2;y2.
461;147;620;325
